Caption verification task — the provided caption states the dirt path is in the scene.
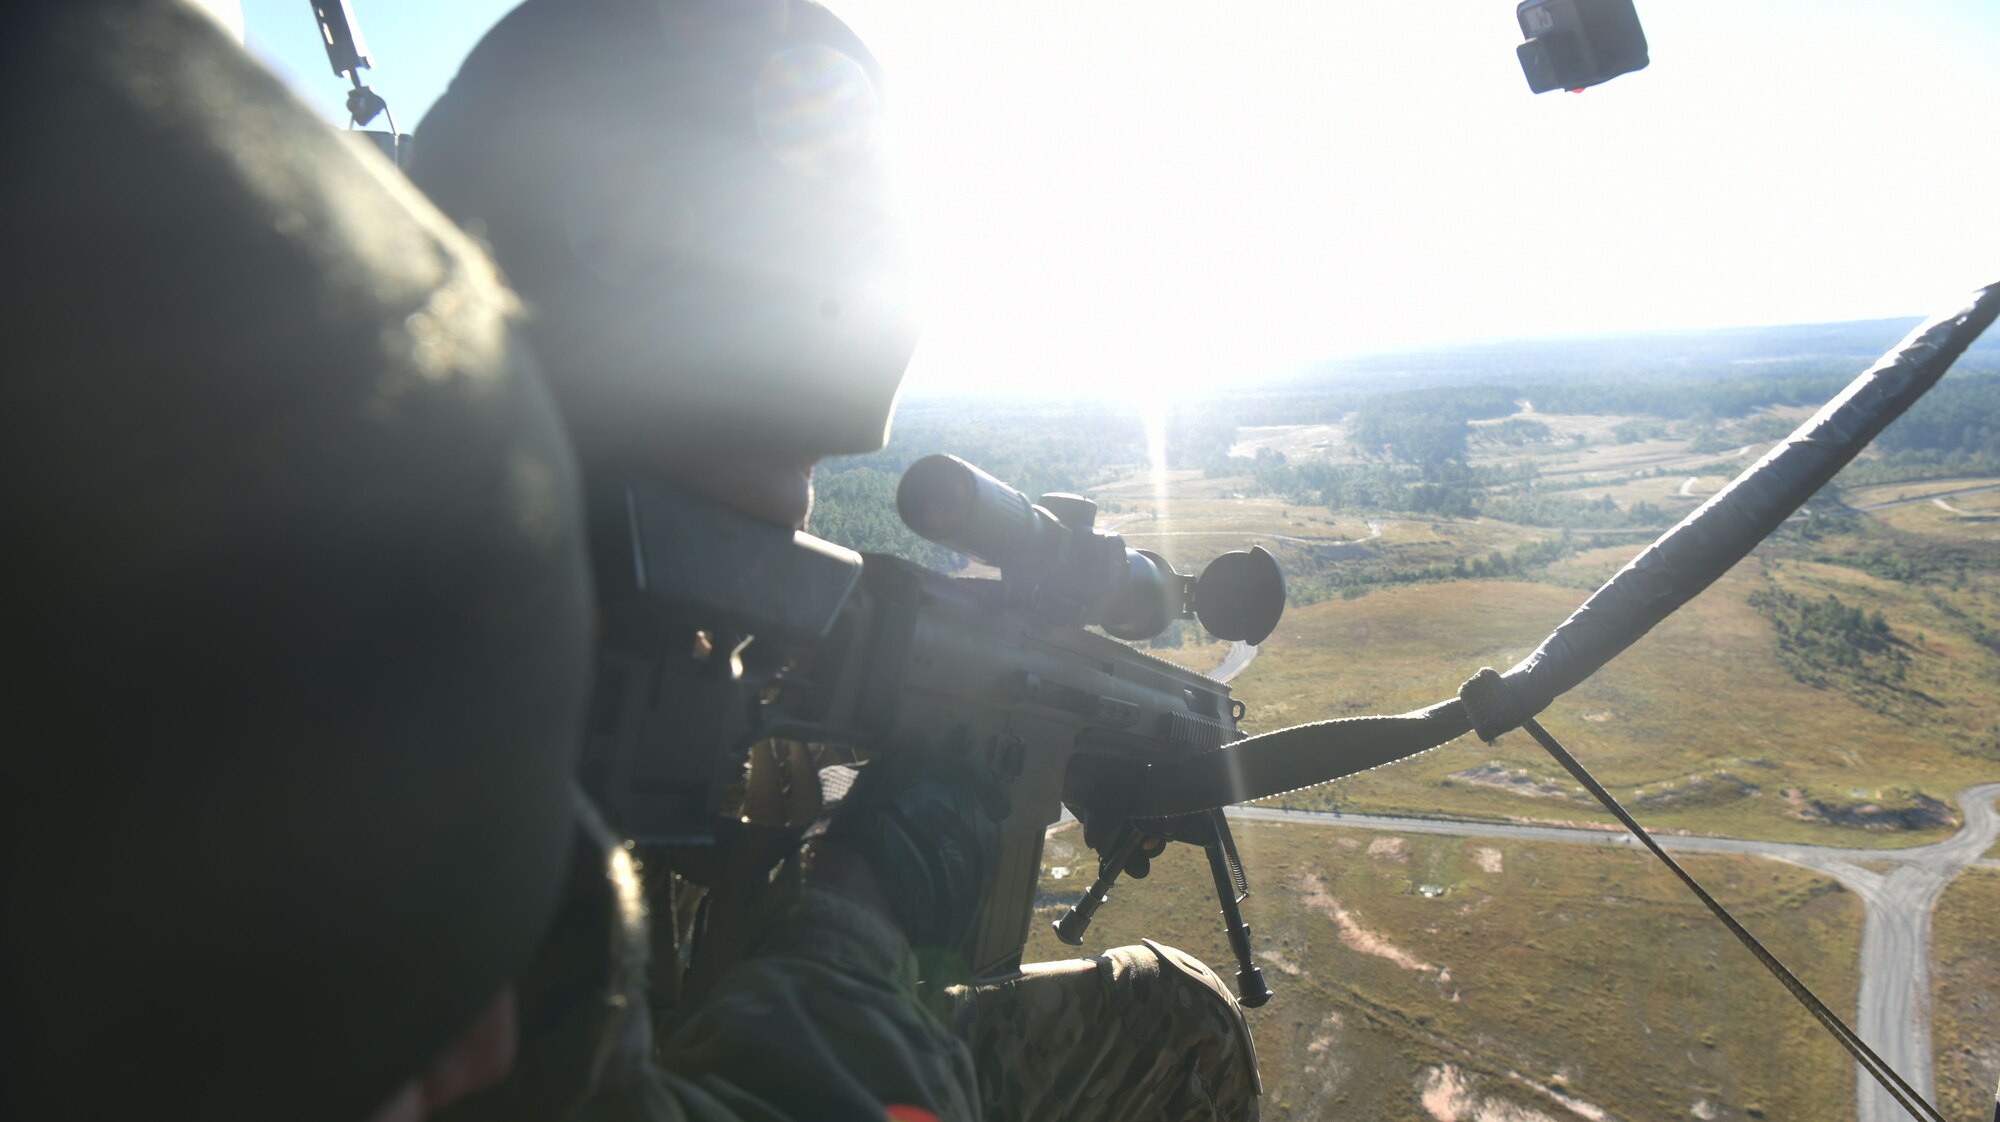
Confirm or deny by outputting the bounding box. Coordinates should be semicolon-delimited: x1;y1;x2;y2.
1213;640;1257;683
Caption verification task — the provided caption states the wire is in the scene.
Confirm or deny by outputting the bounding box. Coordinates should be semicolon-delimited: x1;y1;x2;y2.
1518;715;1948;1122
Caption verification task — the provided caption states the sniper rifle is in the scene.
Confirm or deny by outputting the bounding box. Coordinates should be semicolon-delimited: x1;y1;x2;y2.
578;453;1287;1001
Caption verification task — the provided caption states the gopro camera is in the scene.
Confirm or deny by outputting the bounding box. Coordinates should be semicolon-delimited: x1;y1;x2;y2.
1516;0;1649;94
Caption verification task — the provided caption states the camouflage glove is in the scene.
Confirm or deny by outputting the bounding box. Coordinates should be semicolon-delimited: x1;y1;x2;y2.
822;750;1010;955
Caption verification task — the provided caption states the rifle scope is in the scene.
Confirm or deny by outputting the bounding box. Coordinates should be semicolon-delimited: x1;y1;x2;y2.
897;454;1284;645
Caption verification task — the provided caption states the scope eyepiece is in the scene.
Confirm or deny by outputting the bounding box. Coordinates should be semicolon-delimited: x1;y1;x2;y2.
1194;546;1286;646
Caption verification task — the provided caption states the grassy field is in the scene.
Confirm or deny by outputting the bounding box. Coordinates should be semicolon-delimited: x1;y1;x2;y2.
1140;632;1235;674
1042;410;1998;1119
1529;433;1760;483
1027;820;1864;1122
1930;868;2000;1122
1838;476;2000;508
1076;468;2000;846
1198;497;2000;846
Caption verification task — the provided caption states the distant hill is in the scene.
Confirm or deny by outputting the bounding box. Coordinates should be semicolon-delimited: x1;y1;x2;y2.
1279;316;2000;392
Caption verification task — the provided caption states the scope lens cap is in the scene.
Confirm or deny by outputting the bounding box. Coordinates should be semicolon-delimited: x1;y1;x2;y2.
1192;545;1285;645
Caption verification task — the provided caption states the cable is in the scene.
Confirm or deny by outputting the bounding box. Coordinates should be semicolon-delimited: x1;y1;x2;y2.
1518;716;1947;1122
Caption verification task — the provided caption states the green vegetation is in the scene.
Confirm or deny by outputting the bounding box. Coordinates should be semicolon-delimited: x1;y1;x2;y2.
1877;373;2000;463
1296;528;1594;605
1524;370;1849;420
1231;552;1995;845
1473;416;1552;446
1029;822;1864;1122
1346;386;1517;465
1931;868;2000;1122
1746;586;1907;694
808;467;968;570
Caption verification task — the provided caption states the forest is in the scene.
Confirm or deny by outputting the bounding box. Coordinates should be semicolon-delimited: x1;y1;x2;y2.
808;331;2000;565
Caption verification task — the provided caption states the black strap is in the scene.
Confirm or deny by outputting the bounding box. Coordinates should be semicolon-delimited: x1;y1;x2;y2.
1517;716;1947;1122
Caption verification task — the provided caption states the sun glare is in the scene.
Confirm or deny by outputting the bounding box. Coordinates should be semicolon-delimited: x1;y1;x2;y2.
1141;396;1172;528
831;1;2000;404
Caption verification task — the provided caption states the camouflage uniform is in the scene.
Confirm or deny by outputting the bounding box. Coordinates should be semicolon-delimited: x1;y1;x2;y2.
942;944;1263;1122
460;764;1259;1122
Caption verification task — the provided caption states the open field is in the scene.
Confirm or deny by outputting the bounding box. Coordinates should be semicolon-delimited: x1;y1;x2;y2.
830;354;2000;1120
1837;476;2000;509
1087;453;2000;850
1229;423;1355;462
1029;820;1864;1122
1950;488;2000;514
1139;632;1235;674
1533;435;1763;482
1558;471;1717;511
1868;492;2000;543
1930;868;2000;1122
1223;553;1998;846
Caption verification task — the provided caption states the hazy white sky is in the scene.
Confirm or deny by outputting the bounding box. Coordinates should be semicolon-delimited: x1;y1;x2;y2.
245;1;2000;397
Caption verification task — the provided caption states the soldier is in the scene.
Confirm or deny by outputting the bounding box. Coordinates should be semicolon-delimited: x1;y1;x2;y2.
4;3;589;1119
411;2;1261;1120
2;0;1253;1118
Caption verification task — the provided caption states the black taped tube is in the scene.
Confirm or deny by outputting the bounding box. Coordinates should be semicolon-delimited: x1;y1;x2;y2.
1495;282;2000;732
1120;699;1473;819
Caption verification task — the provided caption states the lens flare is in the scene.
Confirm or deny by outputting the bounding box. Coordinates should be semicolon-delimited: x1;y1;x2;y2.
1141;397;1170;530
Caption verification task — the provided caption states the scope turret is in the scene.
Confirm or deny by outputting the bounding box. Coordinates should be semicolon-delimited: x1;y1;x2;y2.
895;454;1285;645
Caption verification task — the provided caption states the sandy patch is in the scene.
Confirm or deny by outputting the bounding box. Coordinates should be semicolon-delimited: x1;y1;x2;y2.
1473;847;1503;874
1420;1066;1560;1122
1451;762;1585;803
1367;836;1410;862
1259;949;1304;977
1304;1012;1343;1056
1299;872;1436;973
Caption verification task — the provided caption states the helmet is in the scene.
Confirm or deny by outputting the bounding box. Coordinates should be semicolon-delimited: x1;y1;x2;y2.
414;0;918;462
4;4;591;1118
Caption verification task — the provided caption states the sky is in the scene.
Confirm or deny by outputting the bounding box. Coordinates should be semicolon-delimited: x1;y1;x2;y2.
240;1;2000;399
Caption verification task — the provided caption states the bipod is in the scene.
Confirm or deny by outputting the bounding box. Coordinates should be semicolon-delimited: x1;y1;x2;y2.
1052;810;1271;1008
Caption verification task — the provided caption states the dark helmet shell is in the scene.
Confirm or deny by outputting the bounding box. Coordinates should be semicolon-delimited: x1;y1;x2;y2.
3;5;592;1118
414;0;919;463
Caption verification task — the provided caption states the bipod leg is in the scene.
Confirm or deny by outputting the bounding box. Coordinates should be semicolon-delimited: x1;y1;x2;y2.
1202;809;1271;1008
1053;822;1143;946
